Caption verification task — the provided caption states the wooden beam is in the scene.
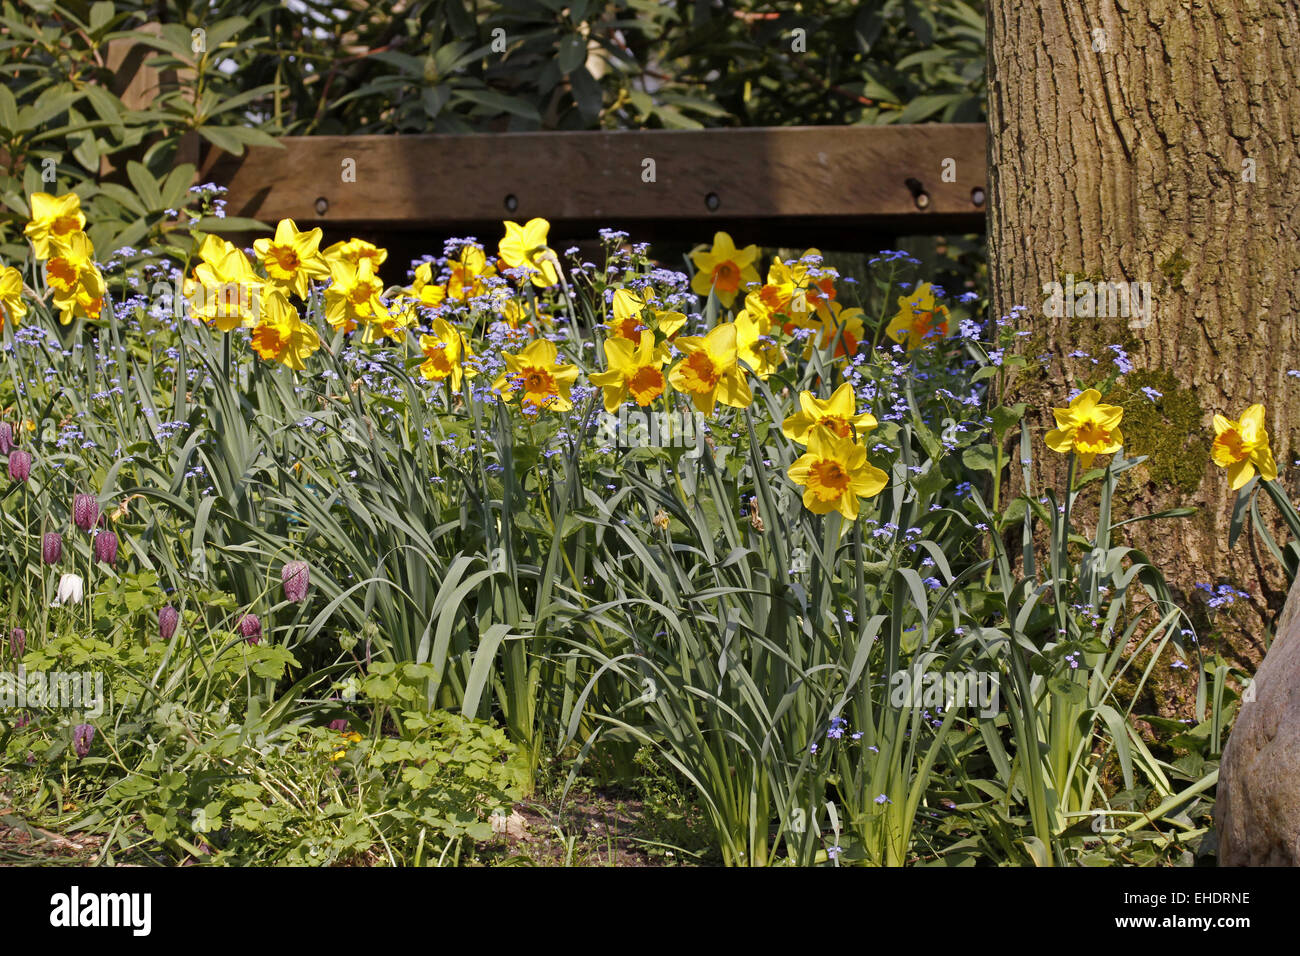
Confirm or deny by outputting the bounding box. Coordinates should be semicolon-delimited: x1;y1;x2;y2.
203;125;987;248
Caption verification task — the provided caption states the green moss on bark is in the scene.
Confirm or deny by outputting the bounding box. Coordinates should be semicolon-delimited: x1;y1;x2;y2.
1104;369;1209;495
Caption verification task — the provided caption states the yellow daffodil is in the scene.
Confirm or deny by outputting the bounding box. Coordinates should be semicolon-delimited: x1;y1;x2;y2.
1212;404;1277;489
418;318;476;392
323;256;390;336
24;192;86;259
735;307;784;380
496;295;547;332
498;218;559;288
737;289;774;332
782;383;877;444
788;426;889;520
640;289;688;339
668;322;753;415
365;306;411;345
689;231;759;308
250;289;320;370
254;219;330;299
0;264;26;328
446;244;495;300
322;237;388;270
759;251;835;322
410;262;447;308
886;282;950;349
607;288;650;341
589;331;670;412
1044;388;1124;469
492;338;579;415
807;302;865;361
184;235;264;332
52;262;106;325
44;230;96;296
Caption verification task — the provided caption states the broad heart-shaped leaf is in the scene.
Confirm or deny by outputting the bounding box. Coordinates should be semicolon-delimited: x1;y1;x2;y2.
962;443;997;475
912;459;947;498
1047;675;1088;705
990;403;1026;439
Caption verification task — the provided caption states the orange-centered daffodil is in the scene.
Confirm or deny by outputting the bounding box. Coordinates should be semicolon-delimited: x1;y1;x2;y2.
254;219;330;299
589;331;670;412
418;318;476;392
885;282;950;349
667;322;753;415
788;426;889;520
323;256;390;337
1212;404;1277;489
782;383;877;445
493;338;579;415
250;289;321;370
184;235;264;332
25;192;86;260
689;232;759;309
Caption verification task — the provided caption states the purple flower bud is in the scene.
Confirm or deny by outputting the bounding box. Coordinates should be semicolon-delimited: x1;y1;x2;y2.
92;529;119;566
0;422;13;454
73;493;99;531
73;723;95;759
9;627;25;657
159;605;179;641
42;531;62;565
8;449;31;482
329;719;348;732
281;560;311;603
240;613;262;645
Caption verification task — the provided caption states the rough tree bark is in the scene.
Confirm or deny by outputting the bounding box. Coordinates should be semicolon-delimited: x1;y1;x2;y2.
985;0;1300;685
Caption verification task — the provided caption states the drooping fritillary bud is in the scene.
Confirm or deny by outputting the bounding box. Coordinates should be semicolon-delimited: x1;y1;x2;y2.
0;422;14;454
158;605;179;641
281;560;311;603
239;613;262;645
42;531;62;565
92;529;119;566
73;723;95;759
329;718;349;732
8;449;31;482
73;493;99;531
9;627;25;657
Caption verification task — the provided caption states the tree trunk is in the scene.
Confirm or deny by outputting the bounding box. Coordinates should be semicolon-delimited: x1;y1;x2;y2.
985;0;1300;694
